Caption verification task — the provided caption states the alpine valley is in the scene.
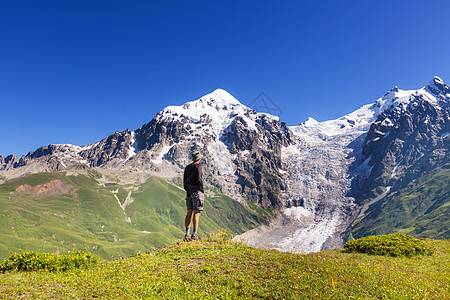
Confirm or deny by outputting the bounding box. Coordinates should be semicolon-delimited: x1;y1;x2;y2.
0;77;449;260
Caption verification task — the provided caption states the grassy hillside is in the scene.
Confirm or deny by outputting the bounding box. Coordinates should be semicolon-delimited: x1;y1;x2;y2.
351;164;450;240
0;235;448;299
0;172;268;261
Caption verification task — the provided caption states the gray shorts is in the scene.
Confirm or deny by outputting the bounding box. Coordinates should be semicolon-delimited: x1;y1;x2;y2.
186;191;204;211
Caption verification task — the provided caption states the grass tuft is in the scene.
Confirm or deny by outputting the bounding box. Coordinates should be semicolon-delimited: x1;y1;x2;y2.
0;251;97;272
344;233;435;257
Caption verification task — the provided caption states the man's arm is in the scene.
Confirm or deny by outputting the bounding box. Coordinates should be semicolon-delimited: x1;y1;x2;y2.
183;167;187;191
198;164;204;193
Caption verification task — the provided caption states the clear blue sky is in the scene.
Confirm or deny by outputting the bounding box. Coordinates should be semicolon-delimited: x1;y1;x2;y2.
2;0;450;157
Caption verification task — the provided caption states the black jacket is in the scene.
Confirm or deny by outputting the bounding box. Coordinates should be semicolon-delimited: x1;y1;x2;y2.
183;162;204;196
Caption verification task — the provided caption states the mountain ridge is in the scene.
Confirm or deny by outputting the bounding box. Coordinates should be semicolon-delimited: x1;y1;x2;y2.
1;76;449;254
2;78;446;168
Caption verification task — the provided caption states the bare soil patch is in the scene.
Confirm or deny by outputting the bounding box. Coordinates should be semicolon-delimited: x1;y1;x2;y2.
14;180;78;198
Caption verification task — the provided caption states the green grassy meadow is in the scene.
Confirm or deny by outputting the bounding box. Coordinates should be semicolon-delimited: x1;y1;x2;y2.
0;234;448;299
351;164;450;240
0;172;267;261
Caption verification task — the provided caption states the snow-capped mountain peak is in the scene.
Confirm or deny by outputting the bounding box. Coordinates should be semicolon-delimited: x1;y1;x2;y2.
193;88;242;108
426;76;445;93
293;76;449;140
291;87;412;139
164;88;243;116
155;89;262;139
424;76;450;102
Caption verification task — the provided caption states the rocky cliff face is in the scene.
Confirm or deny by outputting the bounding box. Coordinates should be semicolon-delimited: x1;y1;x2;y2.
0;154;19;170
223;115;294;207
361;77;450;198
0;129;137;173
79;129;136;168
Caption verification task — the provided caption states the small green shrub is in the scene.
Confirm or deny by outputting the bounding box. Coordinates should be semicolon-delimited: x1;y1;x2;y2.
344;234;434;257
0;251;98;272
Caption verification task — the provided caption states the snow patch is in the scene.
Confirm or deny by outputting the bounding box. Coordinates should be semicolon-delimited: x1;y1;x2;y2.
152;145;172;164
390;146;411;179
128;131;138;158
381;118;393;127
283;206;312;221
241;150;250;160
80;142;100;151
207;141;235;175
361;155;373;172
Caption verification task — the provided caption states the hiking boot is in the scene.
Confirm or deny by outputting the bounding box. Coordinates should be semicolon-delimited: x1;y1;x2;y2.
183;234;192;242
191;233;201;241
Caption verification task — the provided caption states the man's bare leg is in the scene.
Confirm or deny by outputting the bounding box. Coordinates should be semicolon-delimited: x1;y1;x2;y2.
184;210;193;240
185;210;193;228
191;210;201;240
192;210;201;229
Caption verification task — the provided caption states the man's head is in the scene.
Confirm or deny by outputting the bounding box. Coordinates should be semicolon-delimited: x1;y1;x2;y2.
191;151;203;162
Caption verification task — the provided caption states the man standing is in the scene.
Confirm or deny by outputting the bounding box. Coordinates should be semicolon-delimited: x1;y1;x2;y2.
183;151;204;241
